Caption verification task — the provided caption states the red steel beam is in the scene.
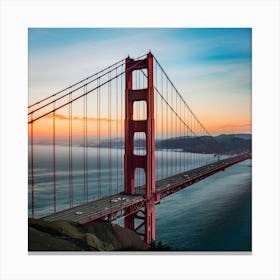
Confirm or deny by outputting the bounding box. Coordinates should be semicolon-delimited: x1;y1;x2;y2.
124;52;156;244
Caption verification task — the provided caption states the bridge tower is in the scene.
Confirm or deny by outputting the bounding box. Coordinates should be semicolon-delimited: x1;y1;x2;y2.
124;52;156;244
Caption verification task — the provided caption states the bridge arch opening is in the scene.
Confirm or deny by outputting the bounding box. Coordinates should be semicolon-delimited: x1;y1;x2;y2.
133;132;146;155
133;100;147;120
132;69;147;90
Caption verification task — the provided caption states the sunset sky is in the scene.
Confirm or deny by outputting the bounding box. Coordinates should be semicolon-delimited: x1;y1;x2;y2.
28;28;251;136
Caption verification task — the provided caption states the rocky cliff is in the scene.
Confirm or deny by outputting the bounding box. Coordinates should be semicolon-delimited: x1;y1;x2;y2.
28;218;147;251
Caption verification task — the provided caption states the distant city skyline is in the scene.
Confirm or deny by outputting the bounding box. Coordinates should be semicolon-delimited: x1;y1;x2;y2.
29;28;251;136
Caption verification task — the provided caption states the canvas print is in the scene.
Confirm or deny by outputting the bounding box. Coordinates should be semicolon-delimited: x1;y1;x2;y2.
28;28;252;251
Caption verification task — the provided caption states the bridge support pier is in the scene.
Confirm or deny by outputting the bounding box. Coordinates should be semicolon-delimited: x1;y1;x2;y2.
124;52;156;245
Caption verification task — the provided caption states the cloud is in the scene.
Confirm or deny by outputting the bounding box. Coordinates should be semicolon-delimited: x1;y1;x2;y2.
219;123;251;129
29;29;179;103
29;29;252;136
45;113;119;122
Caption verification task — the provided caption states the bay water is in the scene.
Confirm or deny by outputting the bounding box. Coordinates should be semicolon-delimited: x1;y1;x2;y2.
28;145;251;251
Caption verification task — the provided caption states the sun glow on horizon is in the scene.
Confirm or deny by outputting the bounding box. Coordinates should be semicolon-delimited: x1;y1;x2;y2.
29;28;252;139
28;112;251;138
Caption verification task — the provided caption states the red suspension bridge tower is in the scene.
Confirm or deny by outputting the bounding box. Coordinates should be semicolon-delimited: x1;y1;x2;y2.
28;51;251;246
124;52;156;244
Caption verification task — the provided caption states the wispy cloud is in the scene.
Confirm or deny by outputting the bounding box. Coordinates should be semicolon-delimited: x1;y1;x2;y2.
45;113;119;122
29;28;252;134
219;123;251;129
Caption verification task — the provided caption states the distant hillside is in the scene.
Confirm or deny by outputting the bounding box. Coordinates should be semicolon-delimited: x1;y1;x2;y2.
156;136;219;154
226;133;251;140
35;134;251;155
156;134;251;155
83;133;251;155
214;134;251;154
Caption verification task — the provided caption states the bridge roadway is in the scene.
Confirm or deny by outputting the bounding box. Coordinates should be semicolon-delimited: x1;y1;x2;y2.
43;152;251;225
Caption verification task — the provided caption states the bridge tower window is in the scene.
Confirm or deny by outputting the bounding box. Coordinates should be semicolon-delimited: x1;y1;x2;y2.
133;101;147;120
132;69;148;90
133;132;146;155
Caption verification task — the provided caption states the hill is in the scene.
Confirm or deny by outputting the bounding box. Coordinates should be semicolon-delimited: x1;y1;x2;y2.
28;218;147;251
156;134;251;155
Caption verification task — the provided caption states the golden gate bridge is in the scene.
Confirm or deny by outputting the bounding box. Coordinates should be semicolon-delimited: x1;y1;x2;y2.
28;52;251;245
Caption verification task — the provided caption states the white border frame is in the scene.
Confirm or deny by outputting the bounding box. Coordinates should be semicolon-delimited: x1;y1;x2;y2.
1;1;279;279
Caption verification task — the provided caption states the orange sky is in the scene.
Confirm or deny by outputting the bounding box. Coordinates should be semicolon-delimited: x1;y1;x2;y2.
29;28;251;139
29;112;251;138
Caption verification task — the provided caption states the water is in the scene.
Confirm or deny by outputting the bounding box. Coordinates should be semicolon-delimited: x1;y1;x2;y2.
28;145;215;216
156;160;251;251
28;145;251;251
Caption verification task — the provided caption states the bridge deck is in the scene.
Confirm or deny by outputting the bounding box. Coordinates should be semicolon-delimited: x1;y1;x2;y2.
44;193;144;223
43;153;251;224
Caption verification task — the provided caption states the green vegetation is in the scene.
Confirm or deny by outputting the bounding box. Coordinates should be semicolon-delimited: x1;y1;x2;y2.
149;240;173;251
28;218;174;252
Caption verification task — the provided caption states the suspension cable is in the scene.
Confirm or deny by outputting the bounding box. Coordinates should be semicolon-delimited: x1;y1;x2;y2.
116;68;119;193
140;67;215;156
154;56;224;155
108;72;112;196
28;59;146;124
83;85;88;202
30;115;34;218
97;77;101;198
53;102;56;212
28;58;125;109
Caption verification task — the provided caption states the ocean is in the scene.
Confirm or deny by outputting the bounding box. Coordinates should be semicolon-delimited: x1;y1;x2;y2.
28;145;251;251
156;159;251;251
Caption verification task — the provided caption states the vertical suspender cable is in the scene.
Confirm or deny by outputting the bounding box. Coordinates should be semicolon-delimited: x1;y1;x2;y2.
136;71;139;189
30;116;34;218
183;103;186;171
154;63;157;180
116;68;119;193
198;122;200;167
154;60;158;177
194;115;196;167
190;113;192;168
83;85;88;202
179;98;184;172
161;70;163;180
53;103;56;212
108;72;112;195
187;109;189;171
166;77;169;177
195;120;197;167
196;121;198;167
85;87;88;201
197;122;199;166
197;118;198;167
191;113;194;168
175;89;178;174
97;77;101;198
142;70;145;186
155;76;159;181
83;89;85;202
200;124;202;167
120;68;124;191
171;86;173;176
69;93;73;207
